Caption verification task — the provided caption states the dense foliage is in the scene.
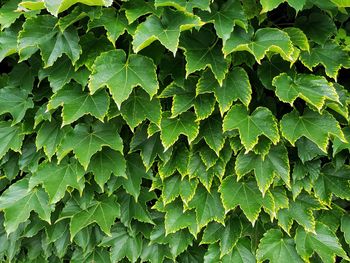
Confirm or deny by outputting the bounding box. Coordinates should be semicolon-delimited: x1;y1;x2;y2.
1;0;350;262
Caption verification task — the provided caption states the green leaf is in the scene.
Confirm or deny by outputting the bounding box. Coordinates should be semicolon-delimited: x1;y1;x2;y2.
0;26;18;61
256;229;303;263
197;67;252;114
88;148;126;190
236;144;290;195
295;222;349;263
300;42;350;80
159;142;189;179
38;56;89;92
0;86;33;124
18;15;81;67
47;84;110;126
133;8;202;54
219;176;272;224
188;185;225;229
273;73;339;111
180;28;229;85
29;158;85;204
223;27;295;63
43;0;112;16
120;88;161;130
333;127;350;156
140;242;171;263
296;13;336;45
199;114;225;155
122;0;160;24
221;238;256;263
57;121;123;170
0;178;54;234
100;223;142;262
198;0;248;43
0;0;22;30
160;111;199;150
280;109;346;153
277;194;324;233
283;27;309;51
70;195;120;240
154;0;211;13
0;122;25;159
314;164;350;204
36;120;71;160
201;215;243;257
89;49;159;108
88;8;129;45
260;0;306;12
223;104;279;152
341;214;350;246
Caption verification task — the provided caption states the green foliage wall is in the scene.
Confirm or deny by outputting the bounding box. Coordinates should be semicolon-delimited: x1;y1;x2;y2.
1;0;350;262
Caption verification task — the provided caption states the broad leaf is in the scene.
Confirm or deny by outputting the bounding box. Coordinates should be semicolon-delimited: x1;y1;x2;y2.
47;84;110;126
256;229;303;263
89;49;158;108
0;178;54;234
0;122;25;159
133;8;202;54
70;195;120;240
29;158;85;204
280;109;346;153
273;73;339;111
223;104;279;152
236;144;290;195
295;222;349;263
57;122;123;170
43;0;112;16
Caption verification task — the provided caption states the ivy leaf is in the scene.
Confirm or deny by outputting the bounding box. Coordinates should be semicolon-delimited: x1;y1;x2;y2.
314;164;350;204
223;104;279;152
280;109;346;153
236;144;290;195
283;27;309;51
199;114;225;155
89;49;159;108
180;28;229;85
256;229;303;263
38;56;89;92
223;27;295;63
159;142;189;179
341;214;350;246
29;158;85;204
122;0;161;24
273;73;339;111
300;42;350;80
260;0;306;12
0;122;25;159
133;8;202;54
47;84;110;126
187;185;225;230
201;215;243;257
197;67;252;114
0;86;33;124
0;0;22;30
198;0;248;43
160;111;199;150
0;178;54;234
277;194;324;233
88;8;129;45
0;26;18;62
88;149;126;190
219;176;272;224
100;223;142;262
57;122;123;170
18;15;81;67
43;0;112;16
295;222;349;263
296;13;336;45
36;120;71;161
154;0;211;13
333;127;350;156
70;195;120;240
120;88;161;130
